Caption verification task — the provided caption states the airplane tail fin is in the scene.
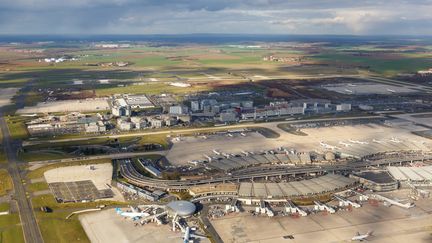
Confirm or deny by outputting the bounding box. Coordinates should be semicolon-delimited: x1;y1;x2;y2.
367;230;374;236
115;208;122;214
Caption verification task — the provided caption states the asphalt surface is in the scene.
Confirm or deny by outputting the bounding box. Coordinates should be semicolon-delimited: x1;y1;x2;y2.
199;204;224;243
0;113;44;243
24;115;383;146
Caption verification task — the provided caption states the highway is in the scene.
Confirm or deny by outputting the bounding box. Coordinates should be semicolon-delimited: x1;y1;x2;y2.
28;150;168;167
118;154;432;190
0;112;44;243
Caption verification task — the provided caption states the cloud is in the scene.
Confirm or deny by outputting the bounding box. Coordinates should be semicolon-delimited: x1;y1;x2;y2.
0;0;431;35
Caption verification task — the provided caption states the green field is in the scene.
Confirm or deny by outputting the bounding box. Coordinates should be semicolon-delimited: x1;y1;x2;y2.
5;116;29;140
0;170;13;196
36;211;89;243
27;181;49;193
1;42;432;95
313;52;432;76
0;203;24;243
31;194;126;243
20;134;169;162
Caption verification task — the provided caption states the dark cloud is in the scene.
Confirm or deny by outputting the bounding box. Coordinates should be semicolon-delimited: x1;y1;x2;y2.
0;0;431;35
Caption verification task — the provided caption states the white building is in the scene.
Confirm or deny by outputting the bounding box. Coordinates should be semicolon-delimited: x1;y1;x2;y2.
131;117;147;129
112;98;131;117
118;120;133;131
219;111;237;122
336;103;352;112
191;101;200;112
169;105;189;115
85;121;106;133
150;118;164;128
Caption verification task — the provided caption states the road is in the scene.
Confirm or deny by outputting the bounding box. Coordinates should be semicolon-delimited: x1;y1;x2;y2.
199;204;224;243
24;115;383;147
0;113;44;243
28;150;168;167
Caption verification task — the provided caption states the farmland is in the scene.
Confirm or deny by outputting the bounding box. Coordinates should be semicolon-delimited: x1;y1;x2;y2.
1;40;431;98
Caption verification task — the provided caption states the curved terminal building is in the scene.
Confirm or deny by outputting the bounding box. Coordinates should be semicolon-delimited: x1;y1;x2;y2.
165;200;196;217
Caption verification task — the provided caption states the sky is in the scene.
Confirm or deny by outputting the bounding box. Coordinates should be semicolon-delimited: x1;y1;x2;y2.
0;0;432;35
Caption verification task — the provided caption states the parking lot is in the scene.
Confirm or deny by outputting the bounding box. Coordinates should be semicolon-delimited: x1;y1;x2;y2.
49;180;113;203
44;163;124;201
17;98;110;113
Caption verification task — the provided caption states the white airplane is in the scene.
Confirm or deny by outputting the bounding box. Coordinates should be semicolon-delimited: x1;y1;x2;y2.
172;227;207;243
351;231;373;241
387;88;396;93
389;137;401;143
188;160;200;166
320;142;340;150
20;113;38;117
348;139;368;145
372;139;384;144
115;207;150;221
339;141;353;147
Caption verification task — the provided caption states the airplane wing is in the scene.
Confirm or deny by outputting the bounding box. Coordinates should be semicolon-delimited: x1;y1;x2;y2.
130;206;137;213
168;235;183;239
190;233;208;239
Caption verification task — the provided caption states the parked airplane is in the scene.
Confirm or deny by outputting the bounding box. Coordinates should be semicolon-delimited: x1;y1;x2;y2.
351;231;373;241
339;141;353;147
212;149;221;155
348;139;368;145
373;194;415;209
372;139;384;144
320;142;340;150
172;226;207;243
115;207;150;221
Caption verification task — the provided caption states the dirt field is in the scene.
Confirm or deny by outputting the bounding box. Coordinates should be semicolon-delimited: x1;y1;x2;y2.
211;196;432;243
80;209;210;243
166;123;431;165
